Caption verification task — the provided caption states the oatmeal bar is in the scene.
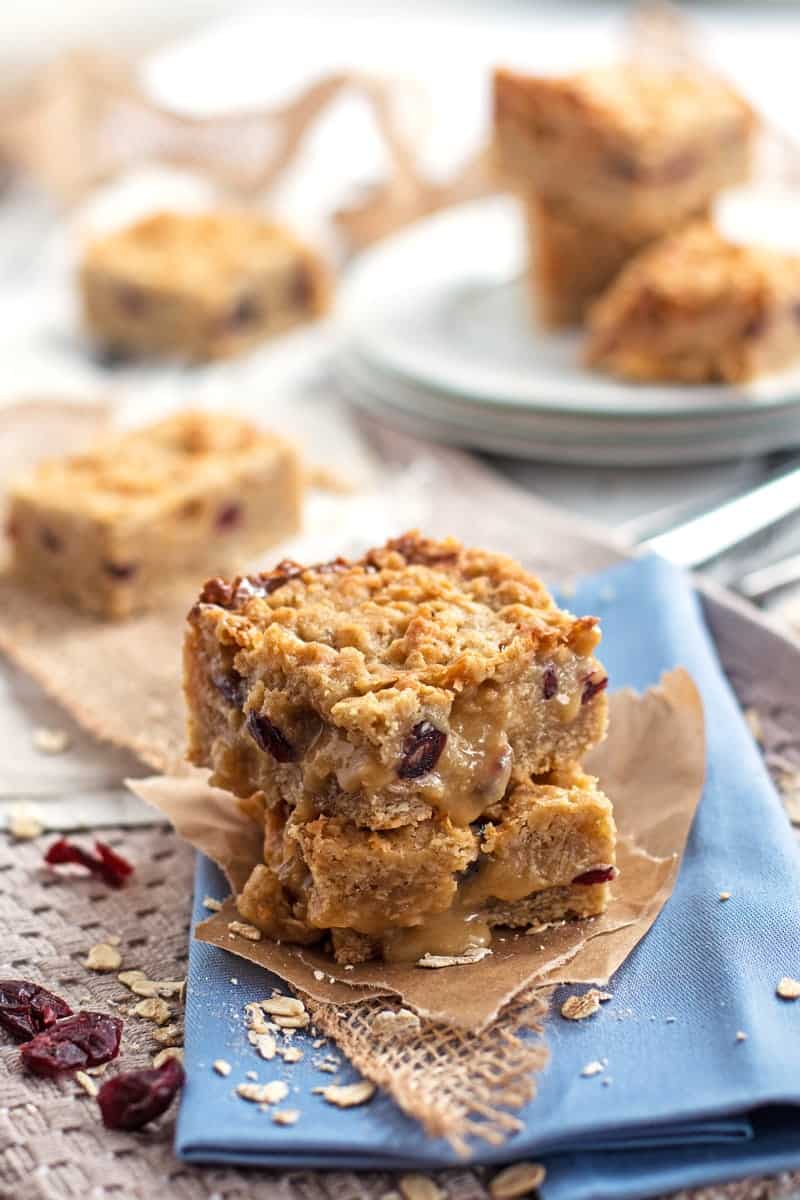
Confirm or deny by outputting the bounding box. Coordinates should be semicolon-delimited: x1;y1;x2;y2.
237;766;616;963
80;211;332;361
525;194;708;328
184;532;613;961
494;65;754;237
8;411;302;619
585;221;800;383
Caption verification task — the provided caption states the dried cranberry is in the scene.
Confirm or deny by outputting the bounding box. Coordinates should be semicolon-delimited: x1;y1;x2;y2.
0;980;72;1042
228;295;260;328
742;313;766;340
104;561;137;581
215;502;242;531
581;674;608;705
397;721;447;780
212;667;245;707
41;528;62;552
116;284;146;317
98;1057;184;1130
607;155;639;181
21;1011;122;1077
573;865;618;885
44;837;134;889
246;711;295;763
542;665;558;700
291;265;313;308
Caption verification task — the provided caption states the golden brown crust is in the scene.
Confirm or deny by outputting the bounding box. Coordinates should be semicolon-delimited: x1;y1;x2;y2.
493;64;755;237
8;411;302;618
80;210;332;360
585;221;800;383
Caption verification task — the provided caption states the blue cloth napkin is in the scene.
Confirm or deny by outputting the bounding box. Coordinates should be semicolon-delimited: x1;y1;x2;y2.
177;555;800;1196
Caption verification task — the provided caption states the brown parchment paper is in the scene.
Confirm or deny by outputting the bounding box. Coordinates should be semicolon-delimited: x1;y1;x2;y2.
129;668;705;1032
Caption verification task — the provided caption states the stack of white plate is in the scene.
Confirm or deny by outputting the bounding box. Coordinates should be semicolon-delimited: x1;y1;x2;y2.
336;196;800;466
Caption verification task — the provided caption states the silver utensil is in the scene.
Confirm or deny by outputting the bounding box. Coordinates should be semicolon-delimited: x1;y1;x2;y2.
640;462;800;568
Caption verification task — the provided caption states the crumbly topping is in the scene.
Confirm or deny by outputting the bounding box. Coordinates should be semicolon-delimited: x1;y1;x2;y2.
495;63;753;155
84;210;312;295
193;532;601;716
590;221;800;322
11;411;287;521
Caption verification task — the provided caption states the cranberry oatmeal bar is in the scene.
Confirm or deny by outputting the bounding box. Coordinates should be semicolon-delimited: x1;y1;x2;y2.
7;411;302;619
585;221;800;384
184;533;615;963
80;211;332;361
493;64;755;239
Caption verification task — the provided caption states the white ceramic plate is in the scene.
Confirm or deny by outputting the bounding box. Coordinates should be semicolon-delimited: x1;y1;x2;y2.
339;196;800;432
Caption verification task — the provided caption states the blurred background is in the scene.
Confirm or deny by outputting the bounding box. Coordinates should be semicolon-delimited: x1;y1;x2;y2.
3;0;800;621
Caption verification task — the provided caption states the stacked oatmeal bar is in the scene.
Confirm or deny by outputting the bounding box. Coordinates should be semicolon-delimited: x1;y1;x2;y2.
183;533;616;964
493;64;755;327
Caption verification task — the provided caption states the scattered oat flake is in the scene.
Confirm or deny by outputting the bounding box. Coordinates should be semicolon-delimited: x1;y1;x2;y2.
7;805;44;840
372;1008;422;1037
236;1080;289;1105
744;707;764;744
736;1031;748;1042
560;989;612;1021
489;1162;547;1198
272;1108;300;1126
417;947;492;968
117;970;183;998
152;1023;183;1046
228;920;262;942
153;1047;184;1068
312;1038;325;1049
313;969;325;981
33;727;71;754
245;1071;258;1081
281;1046;303;1063
316;1080;375;1108
398;1175;445;1200
778;770;800;824
776;976;800;1000
85;942;122;972
274;1013;310;1029
133;997;170;1025
203;896;222;912
75;1070;98;1097
261;996;305;1018
255;1033;277;1061
719;891;731;901
581;1060;605;1077
213;1059;232;1076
